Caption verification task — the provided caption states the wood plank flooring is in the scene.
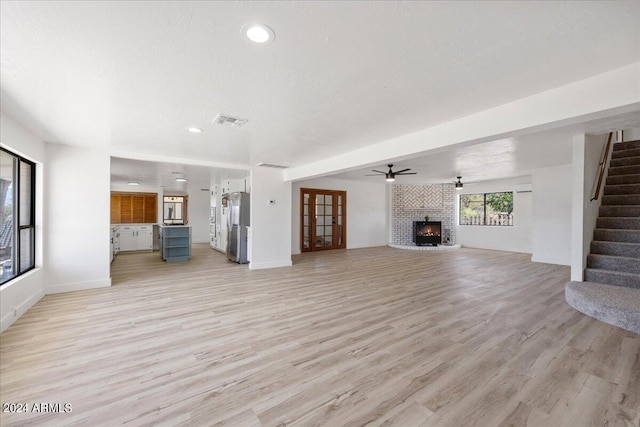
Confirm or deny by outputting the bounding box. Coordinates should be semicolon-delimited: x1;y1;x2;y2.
1;245;638;426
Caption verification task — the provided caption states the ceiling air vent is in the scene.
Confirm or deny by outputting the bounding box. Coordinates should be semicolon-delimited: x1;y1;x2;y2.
213;113;248;127
257;162;289;169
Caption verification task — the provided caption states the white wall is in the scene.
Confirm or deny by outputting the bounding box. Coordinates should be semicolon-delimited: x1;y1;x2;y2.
531;164;573;265
455;176;533;254
623;127;640;141
249;167;292;269
187;188;210;243
0;113;46;333
45;144;111;293
571;133;610;281
291;177;387;254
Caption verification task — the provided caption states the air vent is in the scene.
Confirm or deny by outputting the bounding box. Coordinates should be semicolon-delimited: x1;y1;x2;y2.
213;114;248;127
257;162;289;169
514;184;533;193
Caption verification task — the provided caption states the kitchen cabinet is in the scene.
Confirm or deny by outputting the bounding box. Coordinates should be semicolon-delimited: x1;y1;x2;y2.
221;178;251;194
118;225;153;251
221;179;240;194
111;192;157;224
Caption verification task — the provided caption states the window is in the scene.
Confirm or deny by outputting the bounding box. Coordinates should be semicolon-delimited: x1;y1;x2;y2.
459;192;513;226
1;147;36;285
163;195;187;225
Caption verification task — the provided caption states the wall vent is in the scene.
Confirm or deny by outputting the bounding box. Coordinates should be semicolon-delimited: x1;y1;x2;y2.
514;184;533;193
257;162;289;169
213;114;248;127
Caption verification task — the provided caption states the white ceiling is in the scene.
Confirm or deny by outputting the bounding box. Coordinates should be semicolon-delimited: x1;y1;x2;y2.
110;157;248;194
1;1;639;186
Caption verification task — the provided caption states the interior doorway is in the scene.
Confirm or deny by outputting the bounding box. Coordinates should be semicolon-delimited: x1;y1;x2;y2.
300;188;346;252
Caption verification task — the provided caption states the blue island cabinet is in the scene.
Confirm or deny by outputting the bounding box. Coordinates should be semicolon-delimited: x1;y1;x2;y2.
159;225;191;262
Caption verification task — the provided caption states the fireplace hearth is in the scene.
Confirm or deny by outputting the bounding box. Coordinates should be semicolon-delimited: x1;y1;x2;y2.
413;221;442;246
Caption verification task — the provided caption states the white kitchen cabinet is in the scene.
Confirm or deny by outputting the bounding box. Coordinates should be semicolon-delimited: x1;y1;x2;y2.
136;225;153;250
119;226;136;251
118;225;153;252
221;179;245;194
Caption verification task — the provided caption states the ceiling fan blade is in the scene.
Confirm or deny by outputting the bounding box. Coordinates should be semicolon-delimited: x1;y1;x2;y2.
396;172;417;175
371;170;386;174
365;174;382;176
394;168;411;174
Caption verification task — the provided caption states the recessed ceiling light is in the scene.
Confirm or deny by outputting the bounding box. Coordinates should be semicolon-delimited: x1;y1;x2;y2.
187;127;202;133
128;182;139;186
175;178;188;182
242;23;275;44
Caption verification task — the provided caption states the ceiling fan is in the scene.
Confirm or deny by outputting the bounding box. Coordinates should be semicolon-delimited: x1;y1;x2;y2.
366;164;416;182
454;176;463;190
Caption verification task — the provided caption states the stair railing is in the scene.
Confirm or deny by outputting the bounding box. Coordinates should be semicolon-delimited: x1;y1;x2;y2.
591;132;614;202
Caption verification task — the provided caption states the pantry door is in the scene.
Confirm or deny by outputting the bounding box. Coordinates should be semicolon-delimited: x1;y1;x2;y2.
300;189;346;252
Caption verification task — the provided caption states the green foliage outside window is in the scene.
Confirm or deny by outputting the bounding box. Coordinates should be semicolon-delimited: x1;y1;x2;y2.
460;192;513;226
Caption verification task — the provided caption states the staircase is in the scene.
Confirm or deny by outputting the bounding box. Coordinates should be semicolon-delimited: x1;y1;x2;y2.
566;139;640;335
585;139;640;288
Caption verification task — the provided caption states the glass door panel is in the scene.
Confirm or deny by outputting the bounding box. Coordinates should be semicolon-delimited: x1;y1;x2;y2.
302;193;310;249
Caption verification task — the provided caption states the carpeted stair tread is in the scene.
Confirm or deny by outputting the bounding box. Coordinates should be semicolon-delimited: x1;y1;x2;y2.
587;254;640;274
565;281;640;335
601;194;640;205
613;140;640;151
594;228;640;243
610;155;640;168
591;240;640;258
604;183;640;195
608;165;640;177
599;205;640;217
612;147;640;160
596;217;640;230
606;173;640;185
584;269;640;289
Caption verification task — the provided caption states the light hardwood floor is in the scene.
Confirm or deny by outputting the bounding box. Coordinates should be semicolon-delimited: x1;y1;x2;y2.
1;245;638;426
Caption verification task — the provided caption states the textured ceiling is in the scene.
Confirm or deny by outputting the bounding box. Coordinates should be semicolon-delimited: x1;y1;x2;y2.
1;1;639;184
334;111;640;184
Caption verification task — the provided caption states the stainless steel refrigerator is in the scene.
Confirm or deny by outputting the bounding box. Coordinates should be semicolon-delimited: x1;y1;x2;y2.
226;192;250;263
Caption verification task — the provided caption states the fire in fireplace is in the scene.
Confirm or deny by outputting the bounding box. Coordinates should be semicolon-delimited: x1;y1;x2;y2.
413;221;442;246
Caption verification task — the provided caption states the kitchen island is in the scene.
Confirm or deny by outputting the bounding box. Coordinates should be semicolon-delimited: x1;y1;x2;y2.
159;225;191;262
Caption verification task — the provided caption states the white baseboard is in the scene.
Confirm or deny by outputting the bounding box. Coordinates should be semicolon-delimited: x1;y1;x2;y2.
46;278;112;294
0;288;44;333
249;260;293;270
531;255;570;266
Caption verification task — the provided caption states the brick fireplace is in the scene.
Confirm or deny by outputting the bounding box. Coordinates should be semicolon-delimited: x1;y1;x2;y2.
391;183;456;246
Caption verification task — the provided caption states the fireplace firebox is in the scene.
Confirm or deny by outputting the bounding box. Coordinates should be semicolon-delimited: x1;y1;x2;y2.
413;221;442;246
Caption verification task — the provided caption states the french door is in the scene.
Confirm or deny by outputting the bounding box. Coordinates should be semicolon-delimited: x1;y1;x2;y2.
301;188;346;252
